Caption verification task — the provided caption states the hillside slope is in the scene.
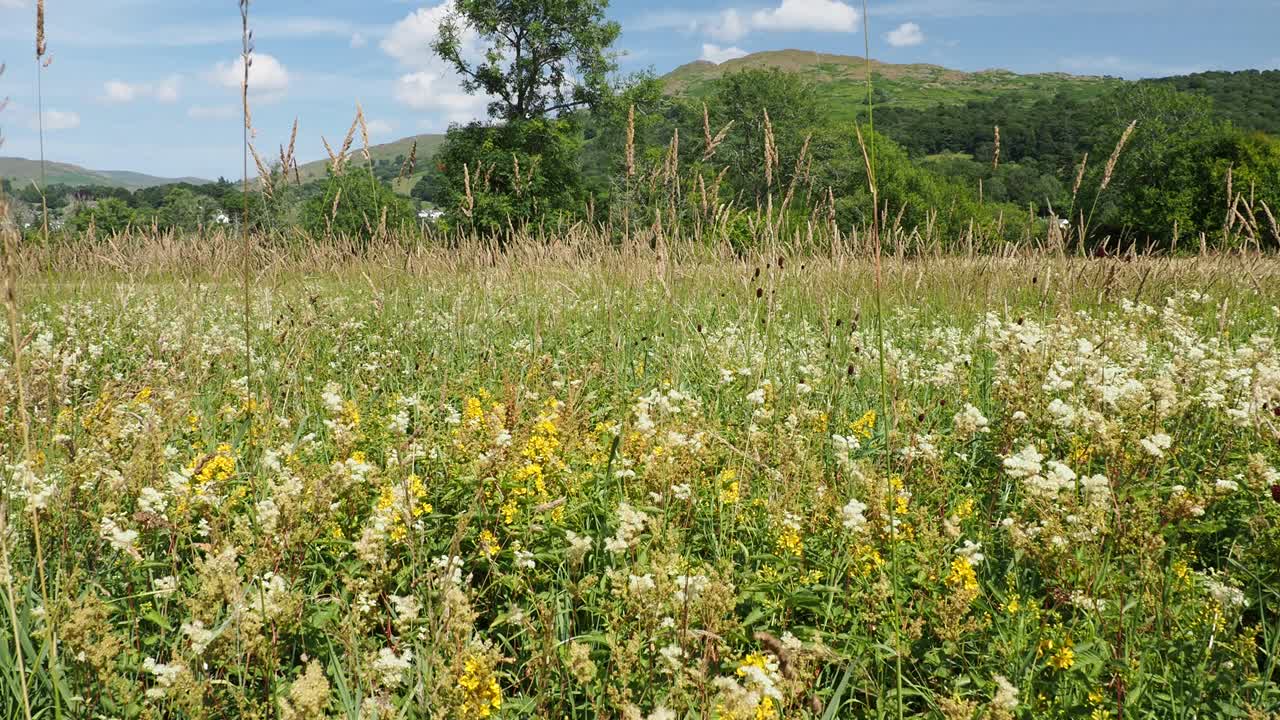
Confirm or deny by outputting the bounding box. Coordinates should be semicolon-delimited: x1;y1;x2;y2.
294;133;446;192
661;50;1122;117
0;156;208;189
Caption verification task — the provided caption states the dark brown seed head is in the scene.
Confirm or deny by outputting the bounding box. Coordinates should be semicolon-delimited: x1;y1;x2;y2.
1271;484;1280;504
756;287;763;299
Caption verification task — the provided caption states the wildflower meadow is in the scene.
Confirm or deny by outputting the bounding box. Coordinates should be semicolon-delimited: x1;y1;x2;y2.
1;250;1278;718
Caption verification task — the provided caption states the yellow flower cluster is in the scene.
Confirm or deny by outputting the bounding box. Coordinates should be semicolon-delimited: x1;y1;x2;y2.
946;557;979;595
850;409;877;440
457;655;502;719
719;468;740;505
195;443;237;485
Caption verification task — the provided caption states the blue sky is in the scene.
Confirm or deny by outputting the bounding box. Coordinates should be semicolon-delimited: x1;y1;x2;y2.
1;0;1277;180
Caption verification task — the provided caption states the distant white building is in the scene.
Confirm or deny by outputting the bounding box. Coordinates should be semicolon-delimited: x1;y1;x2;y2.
418;208;444;222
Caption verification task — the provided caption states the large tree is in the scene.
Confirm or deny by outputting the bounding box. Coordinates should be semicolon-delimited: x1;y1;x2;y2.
433;0;621;122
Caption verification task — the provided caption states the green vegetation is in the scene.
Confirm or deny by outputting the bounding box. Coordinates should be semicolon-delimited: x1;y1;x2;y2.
1146;69;1280;135
662;50;1122;118
1;253;1279;718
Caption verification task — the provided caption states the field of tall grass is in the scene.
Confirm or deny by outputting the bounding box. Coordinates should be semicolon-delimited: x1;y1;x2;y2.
0;241;1278;718
2;2;1279;717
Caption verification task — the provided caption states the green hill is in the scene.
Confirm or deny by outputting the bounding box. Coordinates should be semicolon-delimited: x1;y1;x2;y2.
1144;69;1280;135
0;156;209;189
294;133;447;193
661;50;1123;119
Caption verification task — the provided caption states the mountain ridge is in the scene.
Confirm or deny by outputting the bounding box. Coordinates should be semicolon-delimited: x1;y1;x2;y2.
0;156;210;190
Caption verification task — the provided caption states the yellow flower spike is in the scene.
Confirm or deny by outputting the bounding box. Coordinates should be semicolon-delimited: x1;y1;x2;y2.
850;409;876;439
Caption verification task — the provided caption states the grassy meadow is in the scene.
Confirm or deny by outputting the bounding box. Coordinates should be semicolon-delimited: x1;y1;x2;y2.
1;243;1278;719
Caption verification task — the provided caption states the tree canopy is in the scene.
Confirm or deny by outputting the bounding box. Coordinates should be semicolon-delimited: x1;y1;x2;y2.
434;0;621;122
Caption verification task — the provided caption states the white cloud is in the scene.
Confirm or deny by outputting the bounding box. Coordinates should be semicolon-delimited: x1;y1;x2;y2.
701;43;748;64
366;119;394;138
750;0;859;33
885;22;924;47
211;53;291;96
187;104;238;120
383;2;490;123
350;32;367;49
382;3;475;68
393;71;488;122
0;0;27;8
101;75;182;104
103;80;140;103
30;110;80;131
707;9;748;43
636;0;859;42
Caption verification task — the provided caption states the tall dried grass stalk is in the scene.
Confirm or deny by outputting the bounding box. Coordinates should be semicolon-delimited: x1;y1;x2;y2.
1260;200;1279;246
35;0;46;58
625;104;635;178
239;0;256;458
336;116;358;175
281;117;300;185
1071;153;1089;201
34;0;50;242
1100;120;1136;192
249;143;274;199
992;125;1001;171
763;109;777;190
356;104;371;162
462;164;475;219
398;140;418;181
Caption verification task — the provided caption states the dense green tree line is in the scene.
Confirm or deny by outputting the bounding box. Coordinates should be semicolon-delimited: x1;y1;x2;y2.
7;0;1277;251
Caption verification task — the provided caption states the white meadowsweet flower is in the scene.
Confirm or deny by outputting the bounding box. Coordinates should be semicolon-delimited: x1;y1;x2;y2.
565;530;594;563
141;657;185;699
1003;445;1043;479
955;540;985;565
658;643;684;670
1140;432;1172;458
100;517;139;557
153;575;178;597
628;574;656;594
992;674;1019;711
746;387;767;405
953;403;990;437
138;487;167;516
372;647;414;688
1201;573;1247;608
841;498;868;531
514;546;535;570
606;503;650;554
181;619;216;655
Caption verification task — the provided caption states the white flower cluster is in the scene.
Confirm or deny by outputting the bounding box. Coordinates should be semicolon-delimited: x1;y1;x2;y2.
605;502;650;554
841;497;868;531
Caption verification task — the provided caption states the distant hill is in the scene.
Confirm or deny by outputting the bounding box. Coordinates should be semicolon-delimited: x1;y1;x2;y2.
5;55;1274;197
0;156;209;190
1143;69;1280;136
660;50;1123;118
294;133;447;193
